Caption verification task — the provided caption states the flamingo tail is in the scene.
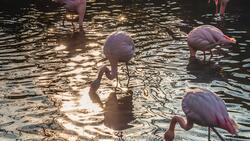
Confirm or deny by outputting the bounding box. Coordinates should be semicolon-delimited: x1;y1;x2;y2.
225;118;237;135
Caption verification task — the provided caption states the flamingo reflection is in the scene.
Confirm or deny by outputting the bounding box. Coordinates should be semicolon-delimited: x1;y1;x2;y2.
186;57;226;83
89;89;134;139
57;30;86;53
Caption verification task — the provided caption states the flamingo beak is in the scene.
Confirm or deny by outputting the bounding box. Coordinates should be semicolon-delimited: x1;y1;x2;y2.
224;35;236;44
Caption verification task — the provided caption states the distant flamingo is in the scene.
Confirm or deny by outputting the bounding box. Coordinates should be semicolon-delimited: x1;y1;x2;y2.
54;0;86;28
208;0;229;16
187;25;236;61
89;31;135;94
164;88;237;141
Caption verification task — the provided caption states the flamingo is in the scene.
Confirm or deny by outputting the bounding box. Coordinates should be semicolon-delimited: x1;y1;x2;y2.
208;0;229;16
54;0;86;29
187;25;236;61
164;88;237;141
89;31;135;94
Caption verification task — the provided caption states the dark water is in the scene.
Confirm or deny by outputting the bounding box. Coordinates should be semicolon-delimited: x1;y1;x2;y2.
0;0;250;140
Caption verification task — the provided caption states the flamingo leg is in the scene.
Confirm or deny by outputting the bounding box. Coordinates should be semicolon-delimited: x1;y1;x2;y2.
62;15;65;27
215;0;219;14
211;127;226;141
208;127;211;141
71;14;75;31
126;62;130;76
203;51;206;62
209;50;213;62
115;75;119;91
126;62;130;88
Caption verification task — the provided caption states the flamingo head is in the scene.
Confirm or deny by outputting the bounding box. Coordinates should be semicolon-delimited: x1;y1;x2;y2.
218;35;236;46
89;79;101;94
164;130;175;141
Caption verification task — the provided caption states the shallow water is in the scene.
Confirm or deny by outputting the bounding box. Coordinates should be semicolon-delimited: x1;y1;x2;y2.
0;0;250;140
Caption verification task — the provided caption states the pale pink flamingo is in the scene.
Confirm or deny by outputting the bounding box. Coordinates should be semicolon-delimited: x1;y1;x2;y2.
54;0;86;28
89;31;135;94
187;25;236;61
164;88;237;141
208;0;229;16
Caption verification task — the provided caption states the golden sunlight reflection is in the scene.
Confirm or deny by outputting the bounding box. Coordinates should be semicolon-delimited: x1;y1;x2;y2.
66;62;77;67
74;74;85;81
88;42;99;47
54;44;67;51
88;31;103;37
65;14;78;20
48;28;55;33
89;50;101;56
61;87;102;113
70;55;89;62
79;88;103;113
118;15;127;22
57;117;114;139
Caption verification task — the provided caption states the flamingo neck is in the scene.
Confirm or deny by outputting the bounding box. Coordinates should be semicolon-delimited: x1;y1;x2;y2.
98;64;117;81
169;116;193;132
89;62;118;94
165;116;192;141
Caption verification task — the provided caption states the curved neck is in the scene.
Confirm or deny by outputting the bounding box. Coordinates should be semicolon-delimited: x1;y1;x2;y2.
97;64;117;81
168;116;193;132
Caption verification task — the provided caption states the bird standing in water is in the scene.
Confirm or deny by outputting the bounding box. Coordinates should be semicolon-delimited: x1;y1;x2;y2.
89;31;135;94
164;88;237;141
208;0;230;16
187;25;236;61
54;0;86;29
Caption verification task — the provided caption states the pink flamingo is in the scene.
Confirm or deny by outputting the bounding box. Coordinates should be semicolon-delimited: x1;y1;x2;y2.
164;88;237;141
54;0;86;28
89;31;135;94
208;0;229;16
187;25;236;61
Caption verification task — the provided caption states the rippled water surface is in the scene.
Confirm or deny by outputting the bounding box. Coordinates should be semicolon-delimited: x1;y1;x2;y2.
0;0;250;140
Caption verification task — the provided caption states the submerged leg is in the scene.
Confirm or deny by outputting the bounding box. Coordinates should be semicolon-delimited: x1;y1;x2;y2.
209;50;213;62
62;16;65;26
203;51;206;62
115;75;119;92
208;127;211;141
126;62;130;77
125;62;130;87
71;15;75;31
211;127;225;141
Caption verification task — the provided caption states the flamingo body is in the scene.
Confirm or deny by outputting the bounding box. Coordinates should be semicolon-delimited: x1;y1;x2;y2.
89;31;135;94
164;88;237;141
104;31;135;62
182;88;236;133
55;0;86;28
187;25;236;60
